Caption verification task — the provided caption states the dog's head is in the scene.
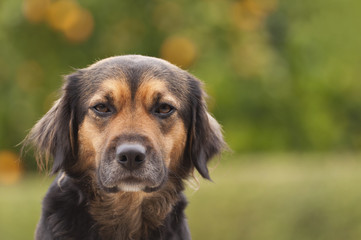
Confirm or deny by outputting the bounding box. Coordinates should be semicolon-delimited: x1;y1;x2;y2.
26;55;224;192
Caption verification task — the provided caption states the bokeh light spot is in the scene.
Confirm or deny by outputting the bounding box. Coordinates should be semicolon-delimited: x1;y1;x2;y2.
62;7;94;43
22;0;51;23
0;151;23;185
244;0;278;18
23;0;94;43
231;1;263;31
46;0;78;31
160;36;197;69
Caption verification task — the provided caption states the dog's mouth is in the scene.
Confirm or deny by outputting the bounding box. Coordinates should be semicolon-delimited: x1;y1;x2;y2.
115;176;146;192
98;173;166;193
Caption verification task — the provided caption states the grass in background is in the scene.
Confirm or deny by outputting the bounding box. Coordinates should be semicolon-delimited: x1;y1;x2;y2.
0;174;52;239
187;153;361;240
2;154;361;239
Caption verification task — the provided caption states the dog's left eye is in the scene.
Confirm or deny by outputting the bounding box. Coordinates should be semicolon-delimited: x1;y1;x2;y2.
154;103;175;117
92;104;112;115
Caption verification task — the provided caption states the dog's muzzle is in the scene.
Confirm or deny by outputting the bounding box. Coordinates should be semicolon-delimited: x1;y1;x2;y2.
98;135;167;193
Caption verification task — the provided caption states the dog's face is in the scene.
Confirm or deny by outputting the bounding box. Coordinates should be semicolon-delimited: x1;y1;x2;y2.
78;70;189;192
27;55;224;193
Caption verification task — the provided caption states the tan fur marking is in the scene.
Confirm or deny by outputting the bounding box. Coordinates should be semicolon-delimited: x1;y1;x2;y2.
137;79;179;109
135;78;187;169
77;79;131;171
164;121;187;170
76;118;98;171
89;79;130;109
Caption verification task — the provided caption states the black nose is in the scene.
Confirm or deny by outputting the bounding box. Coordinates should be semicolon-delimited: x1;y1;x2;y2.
116;144;146;170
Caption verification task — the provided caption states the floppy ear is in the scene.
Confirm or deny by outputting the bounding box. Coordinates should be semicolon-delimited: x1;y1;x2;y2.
187;76;225;180
24;73;80;174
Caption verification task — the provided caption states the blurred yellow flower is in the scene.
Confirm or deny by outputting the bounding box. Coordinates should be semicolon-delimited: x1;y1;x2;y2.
46;0;78;31
0;151;23;185
62;7;94;43
22;0;51;23
244;0;278;18
231;0;278;31
231;1;263;31
23;0;95;43
160;36;197;69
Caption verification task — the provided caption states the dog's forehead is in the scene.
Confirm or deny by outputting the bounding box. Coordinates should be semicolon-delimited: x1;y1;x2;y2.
86;55;182;80
82;55;190;101
90;55;175;69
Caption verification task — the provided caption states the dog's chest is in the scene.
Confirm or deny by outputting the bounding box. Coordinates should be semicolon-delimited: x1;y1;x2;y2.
89;192;175;240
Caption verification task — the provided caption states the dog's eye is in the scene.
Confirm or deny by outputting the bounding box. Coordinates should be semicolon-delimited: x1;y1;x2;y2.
155;103;175;117
92;104;111;115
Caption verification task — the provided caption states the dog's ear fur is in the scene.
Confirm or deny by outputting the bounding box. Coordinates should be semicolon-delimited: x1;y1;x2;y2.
24;72;81;174
186;75;225;180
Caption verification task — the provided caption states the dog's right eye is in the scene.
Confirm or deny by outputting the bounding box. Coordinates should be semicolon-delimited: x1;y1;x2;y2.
92;104;112;116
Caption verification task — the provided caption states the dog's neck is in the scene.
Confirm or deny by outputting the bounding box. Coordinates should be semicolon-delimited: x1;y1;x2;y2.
88;179;183;240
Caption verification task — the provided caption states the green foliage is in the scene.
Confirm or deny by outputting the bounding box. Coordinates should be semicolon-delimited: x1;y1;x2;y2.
1;0;361;170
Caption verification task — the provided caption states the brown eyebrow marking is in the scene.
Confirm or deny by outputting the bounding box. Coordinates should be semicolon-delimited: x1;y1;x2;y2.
136;78;179;110
89;78;131;108
90;93;114;106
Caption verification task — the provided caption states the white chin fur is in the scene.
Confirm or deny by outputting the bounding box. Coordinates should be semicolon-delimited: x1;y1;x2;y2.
118;183;144;192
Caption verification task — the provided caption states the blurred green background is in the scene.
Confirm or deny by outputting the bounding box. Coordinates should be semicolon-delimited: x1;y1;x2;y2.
1;0;361;239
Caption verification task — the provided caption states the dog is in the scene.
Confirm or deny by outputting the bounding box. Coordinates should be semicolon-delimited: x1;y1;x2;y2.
25;55;225;240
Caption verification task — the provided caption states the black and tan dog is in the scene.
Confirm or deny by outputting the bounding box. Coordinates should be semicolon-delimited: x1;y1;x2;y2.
25;55;225;240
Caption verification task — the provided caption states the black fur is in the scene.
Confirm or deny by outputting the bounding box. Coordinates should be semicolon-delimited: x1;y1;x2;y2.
36;174;190;240
25;55;225;240
35;174;99;240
